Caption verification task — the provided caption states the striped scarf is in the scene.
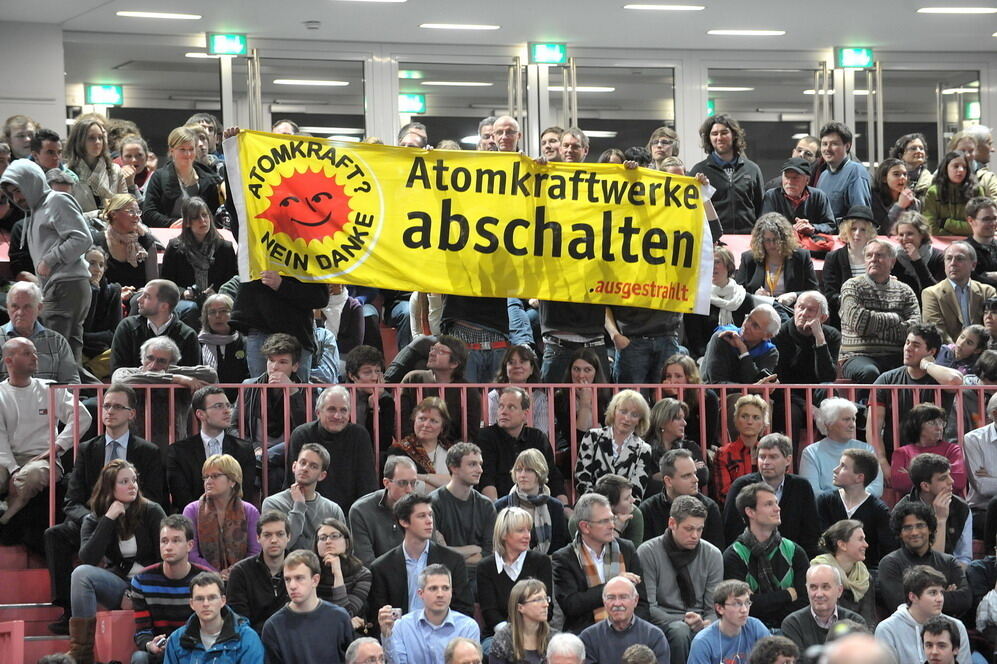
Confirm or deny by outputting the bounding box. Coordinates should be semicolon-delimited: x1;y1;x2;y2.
506;485;553;554
572;532;624;622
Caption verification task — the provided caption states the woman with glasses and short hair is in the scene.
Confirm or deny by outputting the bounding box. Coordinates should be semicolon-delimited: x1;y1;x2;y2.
646;127;680;171
891;403;967;496
315;517;372;632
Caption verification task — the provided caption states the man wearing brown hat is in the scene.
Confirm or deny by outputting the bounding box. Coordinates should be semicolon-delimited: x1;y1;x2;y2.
760;157;837;236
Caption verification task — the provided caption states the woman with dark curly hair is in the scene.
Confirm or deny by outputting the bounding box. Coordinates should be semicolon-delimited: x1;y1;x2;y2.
923;150;984;235
891;403;967;495
891;132;933;197
688;114;764;234
734;212;818;313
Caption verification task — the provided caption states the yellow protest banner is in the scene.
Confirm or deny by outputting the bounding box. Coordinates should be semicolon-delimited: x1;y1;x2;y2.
224;130;712;313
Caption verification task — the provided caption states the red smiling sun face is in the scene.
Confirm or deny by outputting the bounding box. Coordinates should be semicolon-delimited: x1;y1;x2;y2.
257;168;354;245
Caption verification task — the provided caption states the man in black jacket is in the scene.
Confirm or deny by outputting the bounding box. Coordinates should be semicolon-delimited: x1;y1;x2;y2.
168;385;257;511
722;434;820;557
367;493;472;632
110;280;200;373
43;383;165;633
892;453;972;565
552;492;650;635
225;510;290;634
760;158;836;236
639;449;723;547
967;197;997;289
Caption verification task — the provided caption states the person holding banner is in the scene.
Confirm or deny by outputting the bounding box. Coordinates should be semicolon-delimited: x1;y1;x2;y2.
574;389;655;503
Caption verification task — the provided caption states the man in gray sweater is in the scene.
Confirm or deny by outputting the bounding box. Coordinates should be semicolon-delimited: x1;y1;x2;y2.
262;443;344;551
579;576;670;664
637;495;723;664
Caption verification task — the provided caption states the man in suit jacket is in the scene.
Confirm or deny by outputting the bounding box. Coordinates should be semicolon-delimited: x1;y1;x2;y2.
922;241;997;344
552;492;650;635
367;493;472;634
721;434;820;558
168;385;257;511
43;383;165;632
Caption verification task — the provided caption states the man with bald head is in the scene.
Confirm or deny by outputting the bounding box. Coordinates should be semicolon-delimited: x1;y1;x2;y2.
0;337;91;528
492;116;521;153
780;564;866;652
579;575;670;664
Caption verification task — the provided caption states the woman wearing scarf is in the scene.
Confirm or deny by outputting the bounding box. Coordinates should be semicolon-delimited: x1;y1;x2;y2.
183;454;260;579
198;293;249;400
495;449;568;553
684;247;752;358
161;196;237;310
477;507;553;639
811;519;874;626
96;193;158;289
65;114;128;217
81;246;121;380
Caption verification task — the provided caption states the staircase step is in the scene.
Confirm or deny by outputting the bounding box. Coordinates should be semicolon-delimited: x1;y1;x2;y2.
23;635;69;664
0;569;50;604
0;545;45;569
0;604;63;636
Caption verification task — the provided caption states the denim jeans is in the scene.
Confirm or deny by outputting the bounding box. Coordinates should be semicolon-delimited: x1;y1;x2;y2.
389;299;413;351
70;564;128;617
612;335;681;385
507;299;536;347
246;332;312;383
464;348;507;384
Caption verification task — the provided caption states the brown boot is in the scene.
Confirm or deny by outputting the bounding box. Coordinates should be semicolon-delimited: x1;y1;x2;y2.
67;616;96;664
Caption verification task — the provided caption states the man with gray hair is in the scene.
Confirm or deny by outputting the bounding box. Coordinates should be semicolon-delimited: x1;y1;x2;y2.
492;115;521;153
579;575;670;664
923;241;996;344
965;124;997;197
443;637;482;664
839;238;921;384
477;116;497;151
345;637;384;664
0;280;76;383
780;563;866;652
547;633;586;664
285;385;377;513
112;335;217;448
960;393;997;531
701;303;781;384
553;492;650;634
637;495;723;664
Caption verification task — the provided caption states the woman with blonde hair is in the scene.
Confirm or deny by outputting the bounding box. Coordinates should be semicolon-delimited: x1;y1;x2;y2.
714;394;768;501
574;389;654;501
821;210;878;327
314;517;372;631
182;453;260;578
477;508;553;639
735;212;818;312
64;114;128;215
141;126;223;228
489;578;555;664
684;246;752;357
96;193;157;290
384;396;453;493
495;449;569;552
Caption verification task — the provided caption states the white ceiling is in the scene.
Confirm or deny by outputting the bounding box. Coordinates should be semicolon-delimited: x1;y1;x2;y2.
17;0;997;51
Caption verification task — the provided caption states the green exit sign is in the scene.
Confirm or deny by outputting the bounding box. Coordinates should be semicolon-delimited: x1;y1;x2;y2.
967;101;981;120
85;84;123;106
399;93;426;114
207;33;248;56
706;98;715;117
835;47;874;68
529;42;568;65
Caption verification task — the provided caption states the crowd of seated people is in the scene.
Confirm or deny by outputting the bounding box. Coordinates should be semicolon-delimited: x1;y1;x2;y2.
3;110;997;664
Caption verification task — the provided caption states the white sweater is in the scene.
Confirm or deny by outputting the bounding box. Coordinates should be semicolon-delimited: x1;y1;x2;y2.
0;378;91;473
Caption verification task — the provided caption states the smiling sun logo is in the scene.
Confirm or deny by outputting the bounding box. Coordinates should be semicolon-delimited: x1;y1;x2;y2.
257;167;354;246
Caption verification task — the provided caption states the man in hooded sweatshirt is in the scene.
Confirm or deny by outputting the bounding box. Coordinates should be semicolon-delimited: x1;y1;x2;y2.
1;160;92;362
874;565;971;664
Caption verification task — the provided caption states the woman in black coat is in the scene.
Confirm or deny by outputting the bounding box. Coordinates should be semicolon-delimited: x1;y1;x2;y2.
141;126;223;228
82;246;122;380
476;506;553;638
735;212;818;317
161;196;238;303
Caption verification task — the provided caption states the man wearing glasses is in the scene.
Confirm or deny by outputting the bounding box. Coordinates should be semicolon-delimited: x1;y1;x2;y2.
263;443;344;551
346;637;385;664
877;500;971;619
552;492;650;634
966;197;997;289
349;455;419;565
168;385;257;512
44;382;163;634
579;575;670;664
163;571;263;663
688;580;770;664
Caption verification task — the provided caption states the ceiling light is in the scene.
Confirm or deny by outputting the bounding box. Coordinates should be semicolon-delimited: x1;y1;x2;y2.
548;85;616;93
420;81;493;87
297;126;365;134
707;86;754;92
185;52;221;59
791;133;809;139
116;10;201;19
461;135;480;145
623;4;705;9
273;79;350;86
943;87;979;93
918;6;997;13
852;90;870;95
419;23;500;30
803;89;869;95
399;70;424;79
336;0;406;2
582;130;618;138
707;29;785;36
